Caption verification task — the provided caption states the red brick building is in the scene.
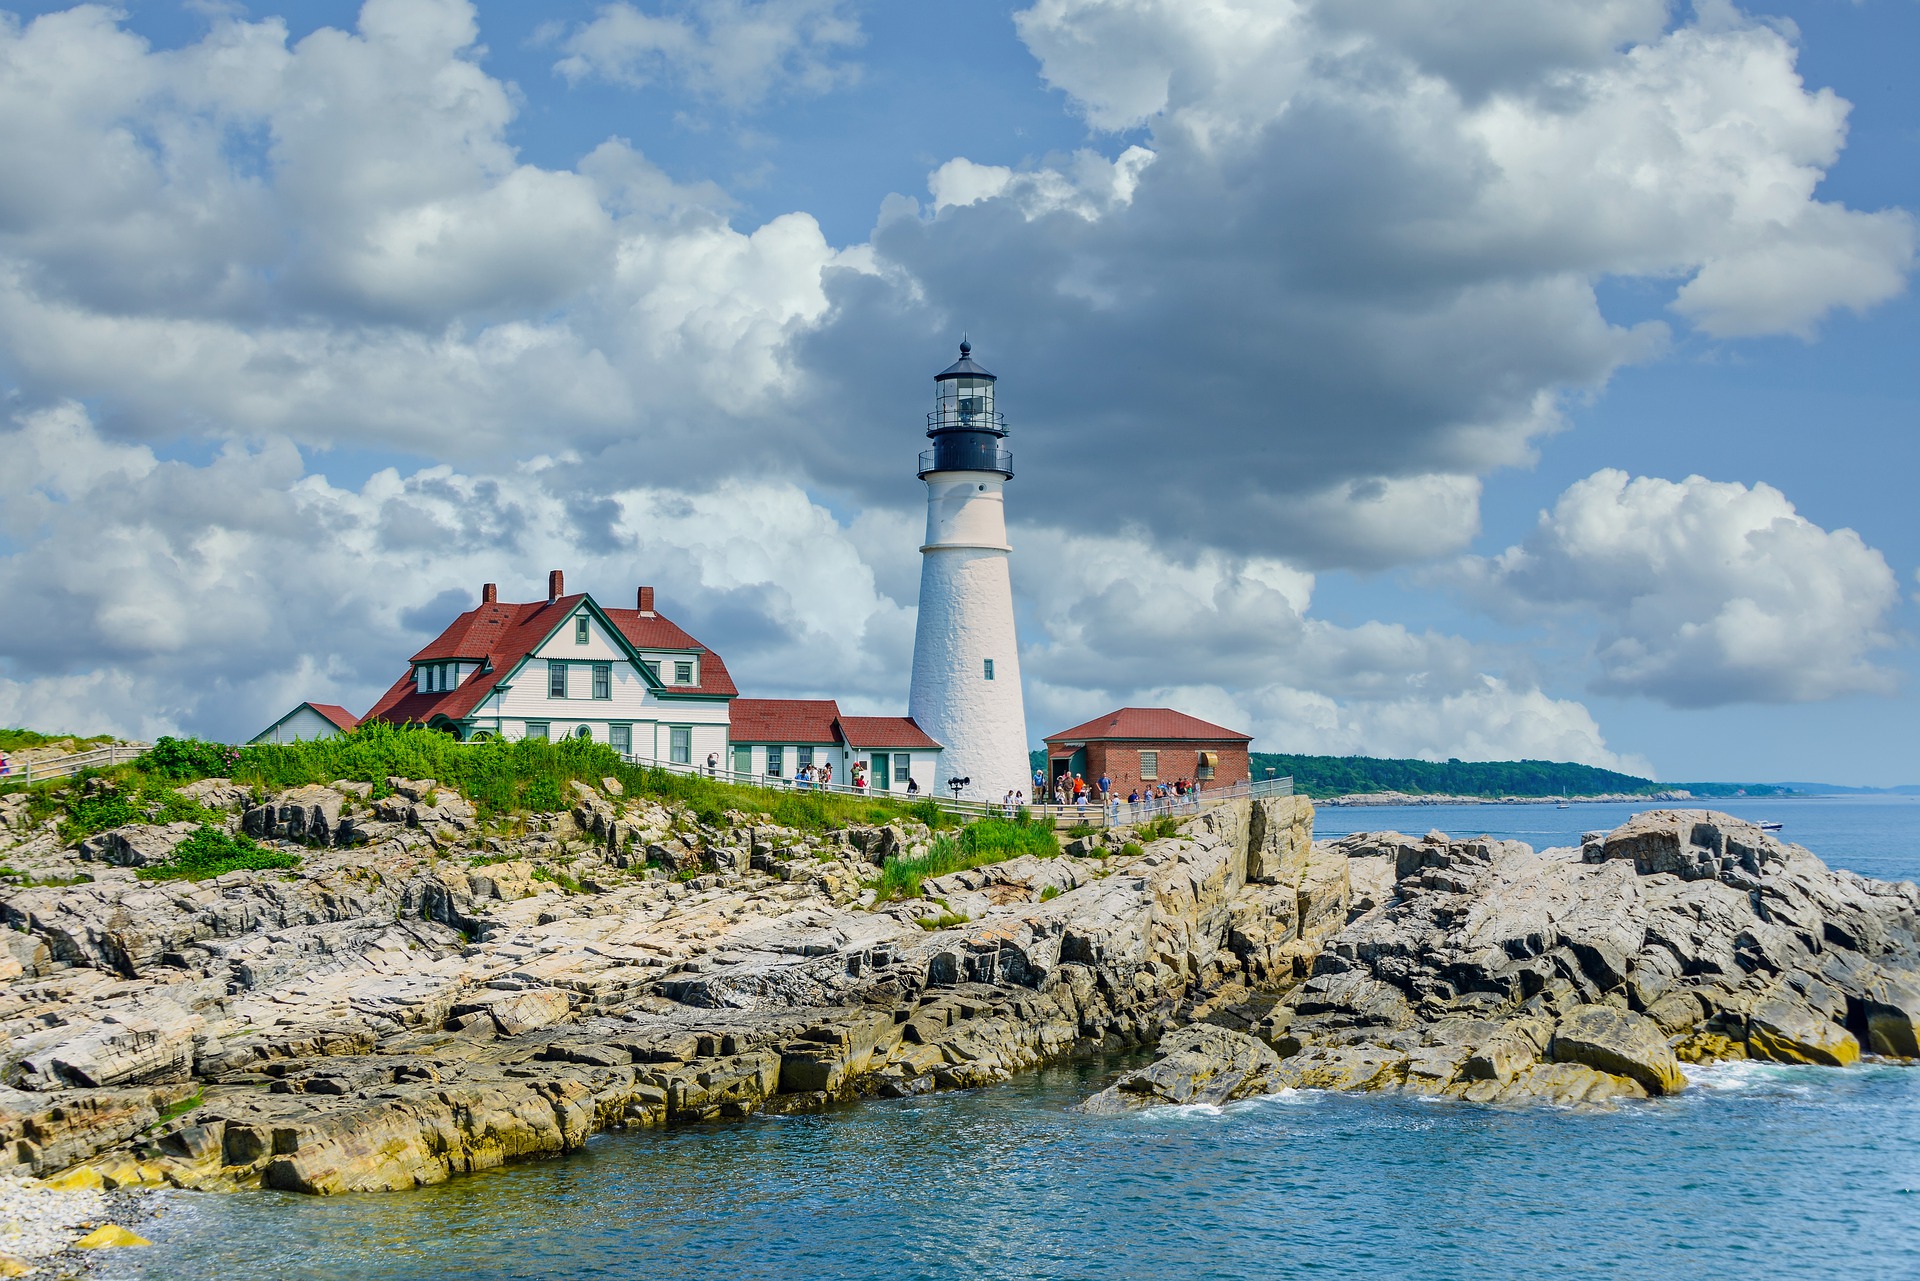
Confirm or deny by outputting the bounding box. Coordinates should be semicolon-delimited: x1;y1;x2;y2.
1042;707;1253;796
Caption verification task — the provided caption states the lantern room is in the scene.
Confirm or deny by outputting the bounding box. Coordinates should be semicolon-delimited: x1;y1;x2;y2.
922;341;1013;478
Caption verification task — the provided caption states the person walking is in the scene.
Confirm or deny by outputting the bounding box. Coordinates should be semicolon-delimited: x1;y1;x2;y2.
1003;790;1016;819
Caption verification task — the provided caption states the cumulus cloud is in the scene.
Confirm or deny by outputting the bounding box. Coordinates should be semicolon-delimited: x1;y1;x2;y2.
792;0;1912;566
549;0;863;107
1462;469;1901;707
0;1;857;462
0;402;1639;770
1009;526;1647;772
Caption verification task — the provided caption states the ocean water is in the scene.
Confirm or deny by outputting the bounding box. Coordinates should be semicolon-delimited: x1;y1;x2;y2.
97;799;1919;1281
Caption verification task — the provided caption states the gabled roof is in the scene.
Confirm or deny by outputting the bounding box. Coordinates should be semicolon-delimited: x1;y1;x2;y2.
367;591;734;729
730;698;842;745
306;703;360;732
1044;707;1252;745
251;701;360;742
727;699;942;751
838;715;941;751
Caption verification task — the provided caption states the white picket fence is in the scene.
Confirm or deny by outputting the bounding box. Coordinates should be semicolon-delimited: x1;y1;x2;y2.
0;743;148;786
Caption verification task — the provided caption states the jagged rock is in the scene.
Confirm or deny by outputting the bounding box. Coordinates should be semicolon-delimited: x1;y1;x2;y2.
1548;1004;1685;1095
78;822;198;867
1080;1025;1283;1112
1744;990;1860;1066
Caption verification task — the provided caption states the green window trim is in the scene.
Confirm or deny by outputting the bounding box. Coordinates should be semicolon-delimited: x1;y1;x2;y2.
548;660;568;699
575;616;590;644
592;663;611;699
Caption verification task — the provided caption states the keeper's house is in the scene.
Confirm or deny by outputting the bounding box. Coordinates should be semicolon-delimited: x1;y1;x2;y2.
1042;707;1252;794
250;702;359;744
727;698;941;795
290;571;946;794
360;571;735;767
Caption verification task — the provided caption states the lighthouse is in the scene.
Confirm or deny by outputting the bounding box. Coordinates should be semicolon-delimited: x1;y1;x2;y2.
908;342;1030;802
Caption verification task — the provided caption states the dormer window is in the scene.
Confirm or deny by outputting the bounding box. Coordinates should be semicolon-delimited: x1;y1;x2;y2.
674;660;694;684
575;616;589;644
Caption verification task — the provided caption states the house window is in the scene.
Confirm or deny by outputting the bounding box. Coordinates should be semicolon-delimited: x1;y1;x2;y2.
592;663;611;699
575;725;593;741
575;616;589;644
610;724;632;755
766;746;784;777
894;757;911;784
1196;750;1217;780
669;726;692;765
526;722;550;741
549;661;568;699
644;660;661;680
674;660;693;684
441;665;453;690
796;746;814;769
984;658;995;680
1139;750;1159;781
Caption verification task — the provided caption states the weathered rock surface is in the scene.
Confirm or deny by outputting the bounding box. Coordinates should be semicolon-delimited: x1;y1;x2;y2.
1080;1024;1282;1112
2;783;1914;1193
1253;810;1920;1106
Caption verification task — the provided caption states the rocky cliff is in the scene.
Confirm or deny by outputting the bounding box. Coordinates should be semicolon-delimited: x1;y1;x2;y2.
1;783;1914;1201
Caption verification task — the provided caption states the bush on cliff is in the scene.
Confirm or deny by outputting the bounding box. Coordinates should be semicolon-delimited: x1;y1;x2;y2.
137;826;300;881
226;721;945;832
140;737;244;780
875;817;1059;901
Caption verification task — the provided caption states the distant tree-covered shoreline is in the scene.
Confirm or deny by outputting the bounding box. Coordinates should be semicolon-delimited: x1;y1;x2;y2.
1026;749;1796;800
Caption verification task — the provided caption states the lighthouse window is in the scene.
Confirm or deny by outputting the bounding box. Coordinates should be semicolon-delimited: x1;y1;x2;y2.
984;658;995;680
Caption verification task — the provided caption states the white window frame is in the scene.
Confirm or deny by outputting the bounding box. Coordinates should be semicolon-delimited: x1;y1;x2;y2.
1139;750;1159;781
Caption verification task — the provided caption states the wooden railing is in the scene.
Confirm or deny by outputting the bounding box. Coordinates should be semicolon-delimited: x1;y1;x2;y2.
0;743;148;786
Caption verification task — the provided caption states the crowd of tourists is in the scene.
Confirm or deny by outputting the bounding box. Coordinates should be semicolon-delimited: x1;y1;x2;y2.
1022;768;1205;824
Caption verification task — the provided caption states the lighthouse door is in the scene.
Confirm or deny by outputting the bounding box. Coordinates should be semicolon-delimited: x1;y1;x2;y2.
869;752;891;791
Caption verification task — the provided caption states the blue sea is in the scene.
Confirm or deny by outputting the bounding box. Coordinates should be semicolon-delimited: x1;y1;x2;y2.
100;798;1920;1281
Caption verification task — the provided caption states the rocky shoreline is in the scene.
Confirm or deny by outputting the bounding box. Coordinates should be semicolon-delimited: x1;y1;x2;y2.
1;775;1916;1264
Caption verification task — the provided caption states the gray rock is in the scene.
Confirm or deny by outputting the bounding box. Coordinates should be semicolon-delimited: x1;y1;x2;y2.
1080;1025;1283;1112
1549;1004;1685;1095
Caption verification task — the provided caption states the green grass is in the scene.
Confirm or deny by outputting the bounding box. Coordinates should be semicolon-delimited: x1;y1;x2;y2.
874;817;1061;902
0;728;113;752
224;722;947;830
156;1090;204;1124
1135;815;1184;842
56;782;220;843
1119;841;1144;858
1039;884;1060;902
136;826;300;882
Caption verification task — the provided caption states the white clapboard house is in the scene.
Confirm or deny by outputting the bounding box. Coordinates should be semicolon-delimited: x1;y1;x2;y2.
263;572;944;795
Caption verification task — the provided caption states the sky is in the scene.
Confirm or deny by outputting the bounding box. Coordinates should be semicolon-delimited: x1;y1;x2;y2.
0;0;1914;786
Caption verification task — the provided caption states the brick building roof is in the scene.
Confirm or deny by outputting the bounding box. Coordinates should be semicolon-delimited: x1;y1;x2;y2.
1044;707;1252;746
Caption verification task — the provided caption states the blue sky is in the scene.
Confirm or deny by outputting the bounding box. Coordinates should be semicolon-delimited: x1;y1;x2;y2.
0;0;1914;785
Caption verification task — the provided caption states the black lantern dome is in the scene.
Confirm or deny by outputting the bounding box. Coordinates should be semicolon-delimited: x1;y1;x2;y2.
921;340;1012;478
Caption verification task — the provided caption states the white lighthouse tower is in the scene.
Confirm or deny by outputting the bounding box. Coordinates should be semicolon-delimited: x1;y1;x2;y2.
908;342;1030;803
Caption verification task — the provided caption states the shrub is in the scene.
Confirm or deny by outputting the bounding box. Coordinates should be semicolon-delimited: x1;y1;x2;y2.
1039;884;1060;902
138;826;299;882
1065;822;1096;839
1120;841;1144;858
1136;815;1184;842
874;817;1060;902
141;737;242;780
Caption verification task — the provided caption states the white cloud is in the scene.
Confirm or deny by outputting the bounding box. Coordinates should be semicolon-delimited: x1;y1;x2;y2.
0;2;859;462
0;403;1640;771
1462;469;1901;707
789;0;1912;567
550;0;863;108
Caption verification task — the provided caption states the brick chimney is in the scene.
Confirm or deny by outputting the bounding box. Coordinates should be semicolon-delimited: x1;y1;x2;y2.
547;569;564;600
481;582;498;604
637;586;654;615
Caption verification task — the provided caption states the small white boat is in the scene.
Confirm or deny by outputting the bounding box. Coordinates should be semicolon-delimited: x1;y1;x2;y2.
1759;821;1784;832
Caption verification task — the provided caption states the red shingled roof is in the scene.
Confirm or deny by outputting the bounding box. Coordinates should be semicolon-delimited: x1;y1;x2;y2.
306;703;359;732
1044;707;1251;745
729;698;842;744
728;699;942;750
366;592;735;729
838;715;941;750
